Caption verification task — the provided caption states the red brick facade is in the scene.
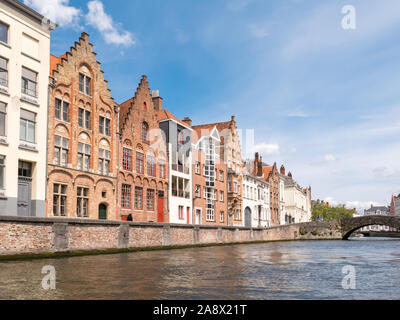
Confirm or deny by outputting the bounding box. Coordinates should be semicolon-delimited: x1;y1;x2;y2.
47;33;119;220
191;128;228;226
118;76;169;222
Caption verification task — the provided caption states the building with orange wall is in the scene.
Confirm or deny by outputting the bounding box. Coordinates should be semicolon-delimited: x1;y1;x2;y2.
118;77;169;222
47;33;119;220
190;122;228;225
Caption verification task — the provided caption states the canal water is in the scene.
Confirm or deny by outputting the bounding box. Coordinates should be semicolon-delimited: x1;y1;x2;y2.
0;238;399;300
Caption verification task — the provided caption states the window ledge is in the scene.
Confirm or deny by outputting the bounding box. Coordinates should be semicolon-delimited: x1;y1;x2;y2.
0;41;10;49
21;52;41;63
20;96;39;106
55;119;71;125
19;144;38;152
0;86;9;96
0;138;8;146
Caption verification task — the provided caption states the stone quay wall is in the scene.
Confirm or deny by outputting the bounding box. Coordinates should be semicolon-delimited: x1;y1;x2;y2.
0;216;342;257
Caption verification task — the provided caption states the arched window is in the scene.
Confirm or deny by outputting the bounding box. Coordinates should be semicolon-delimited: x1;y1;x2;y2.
143;102;147;109
142;122;149;143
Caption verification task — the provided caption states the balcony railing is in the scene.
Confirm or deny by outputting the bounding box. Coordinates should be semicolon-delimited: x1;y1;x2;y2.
172;164;190;174
172;188;190;199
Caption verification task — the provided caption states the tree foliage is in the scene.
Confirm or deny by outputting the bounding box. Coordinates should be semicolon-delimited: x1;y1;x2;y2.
312;203;355;221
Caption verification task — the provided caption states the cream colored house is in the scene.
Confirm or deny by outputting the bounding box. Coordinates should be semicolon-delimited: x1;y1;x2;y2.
242;170;270;228
0;0;55;216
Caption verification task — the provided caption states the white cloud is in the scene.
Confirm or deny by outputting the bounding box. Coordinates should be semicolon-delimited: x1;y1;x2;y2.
23;0;81;27
324;197;385;213
227;0;251;11
85;0;134;46
253;143;280;156
282;0;400;59
324;154;336;161
248;23;269;38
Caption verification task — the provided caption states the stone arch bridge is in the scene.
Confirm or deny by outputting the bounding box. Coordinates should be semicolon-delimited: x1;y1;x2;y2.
282;215;400;241
340;215;400;240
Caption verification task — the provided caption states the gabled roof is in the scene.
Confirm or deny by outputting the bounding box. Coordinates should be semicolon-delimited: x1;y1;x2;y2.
192;121;232;135
157;109;191;129
192;125;220;144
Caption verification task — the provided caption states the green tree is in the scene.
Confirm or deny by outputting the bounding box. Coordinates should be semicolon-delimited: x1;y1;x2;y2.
312;203;355;221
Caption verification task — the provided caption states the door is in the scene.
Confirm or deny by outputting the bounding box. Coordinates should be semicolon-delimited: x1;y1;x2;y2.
195;209;201;225
245;207;252;227
17;161;32;217
228;214;233;226
157;191;164;222
98;204;107;220
17;177;31;216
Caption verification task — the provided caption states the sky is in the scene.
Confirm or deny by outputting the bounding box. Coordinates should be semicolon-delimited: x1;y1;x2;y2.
24;0;400;212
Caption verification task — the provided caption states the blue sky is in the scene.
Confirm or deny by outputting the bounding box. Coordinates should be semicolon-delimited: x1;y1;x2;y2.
25;0;400;212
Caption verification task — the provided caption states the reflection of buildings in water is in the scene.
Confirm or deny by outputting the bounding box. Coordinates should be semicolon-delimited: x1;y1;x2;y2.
157;246;247;299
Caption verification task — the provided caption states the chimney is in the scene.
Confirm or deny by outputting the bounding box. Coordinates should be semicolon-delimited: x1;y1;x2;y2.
152;90;162;110
280;165;285;175
288;171;292;179
231;115;236;122
183;117;192;127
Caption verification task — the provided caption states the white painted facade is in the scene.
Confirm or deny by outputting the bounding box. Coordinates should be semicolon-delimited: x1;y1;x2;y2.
0;0;54;217
282;176;312;224
242;172;270;228
160;119;193;225
279;175;285;225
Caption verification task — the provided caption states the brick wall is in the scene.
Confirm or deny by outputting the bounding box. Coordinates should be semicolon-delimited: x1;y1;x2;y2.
0;216;342;256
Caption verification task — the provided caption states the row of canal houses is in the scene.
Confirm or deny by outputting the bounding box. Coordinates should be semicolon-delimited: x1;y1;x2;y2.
0;0;312;227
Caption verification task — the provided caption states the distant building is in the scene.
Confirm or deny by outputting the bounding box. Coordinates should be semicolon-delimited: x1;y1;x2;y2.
280;167;312;224
390;194;400;217
362;205;390;232
241;167;270;228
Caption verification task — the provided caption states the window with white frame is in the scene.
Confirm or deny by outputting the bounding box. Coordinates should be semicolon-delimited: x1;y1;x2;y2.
53;184;67;216
20;109;36;143
0;102;5;136
54;135;69;166
99;148;110;175
77;187;89;217
220;211;224;223
78;143;91;171
195;161;200;174
0;155;4;190
78;108;91;130
195;185;200;197
21;67;37;97
99;116;111;136
0;57;8;87
206;208;215;222
220;191;224;202
234;209;240;220
0;22;8;44
55;98;69;122
79;73;91;95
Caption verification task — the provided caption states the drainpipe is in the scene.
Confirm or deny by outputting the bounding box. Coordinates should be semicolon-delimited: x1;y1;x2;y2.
115;105;121;220
45;78;55;217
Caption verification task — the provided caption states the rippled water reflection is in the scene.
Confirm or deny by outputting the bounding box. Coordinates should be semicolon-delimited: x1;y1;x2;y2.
0;238;399;300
